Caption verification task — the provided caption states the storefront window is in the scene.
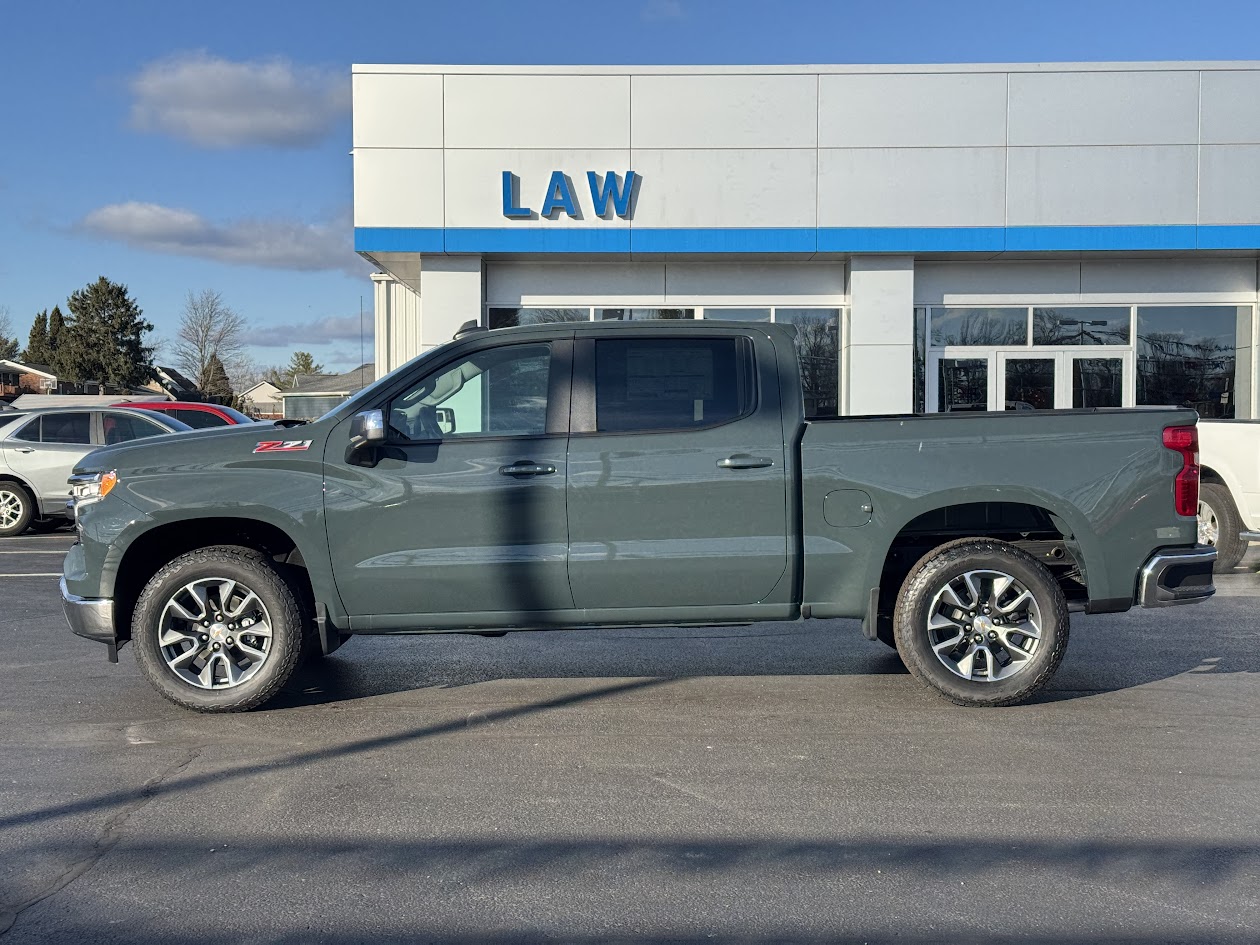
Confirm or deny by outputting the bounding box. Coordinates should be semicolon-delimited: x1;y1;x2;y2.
932;308;1027;347
913;307;927;413
1034;307;1130;346
937;358;989;412
1136;306;1248;419
599;308;695;320
1073;358;1124;408
777;309;840;418
488;308;590;329
702;308;771;321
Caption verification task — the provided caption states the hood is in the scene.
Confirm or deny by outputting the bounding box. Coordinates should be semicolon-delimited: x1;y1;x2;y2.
72;420;318;476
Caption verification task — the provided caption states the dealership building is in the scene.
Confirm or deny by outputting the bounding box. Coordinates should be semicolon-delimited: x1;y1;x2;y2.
352;61;1260;419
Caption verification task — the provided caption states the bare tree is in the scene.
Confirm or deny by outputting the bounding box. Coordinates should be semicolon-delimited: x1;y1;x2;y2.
0;306;19;361
172;290;248;392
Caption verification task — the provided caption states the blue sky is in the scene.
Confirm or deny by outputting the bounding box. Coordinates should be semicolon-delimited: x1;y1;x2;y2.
2;0;1260;375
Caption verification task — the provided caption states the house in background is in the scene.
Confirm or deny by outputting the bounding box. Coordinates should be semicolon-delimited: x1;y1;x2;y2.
277;364;375;421
0;359;74;401
239;380;283;419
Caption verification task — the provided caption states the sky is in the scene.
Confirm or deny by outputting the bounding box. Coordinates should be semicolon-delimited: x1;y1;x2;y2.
2;0;1260;376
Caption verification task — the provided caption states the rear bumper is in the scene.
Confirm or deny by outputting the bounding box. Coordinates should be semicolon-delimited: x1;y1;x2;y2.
1138;545;1217;608
61;576;117;645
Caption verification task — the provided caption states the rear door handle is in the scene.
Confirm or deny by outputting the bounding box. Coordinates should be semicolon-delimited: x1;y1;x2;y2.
717;454;774;470
13;447;34;454
499;461;557;477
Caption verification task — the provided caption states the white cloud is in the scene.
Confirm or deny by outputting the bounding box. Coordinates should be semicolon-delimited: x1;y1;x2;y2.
642;0;684;21
247;315;373;348
130;52;349;149
80;201;367;276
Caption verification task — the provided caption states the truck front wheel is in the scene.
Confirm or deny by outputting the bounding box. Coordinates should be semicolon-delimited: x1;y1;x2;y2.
893;539;1069;707
132;546;305;712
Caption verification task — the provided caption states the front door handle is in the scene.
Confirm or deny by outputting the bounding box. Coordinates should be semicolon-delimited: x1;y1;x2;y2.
499;461;557;477
13;447;34;454
717;454;774;470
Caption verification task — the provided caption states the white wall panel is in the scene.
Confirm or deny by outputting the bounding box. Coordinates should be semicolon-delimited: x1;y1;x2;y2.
353;73;444;149
818;148;1005;227
444;75;630;149
443;150;631;228
1006;146;1198;226
1008;71;1200;146
418;257;484;347
354;149;443;228
664;262;846;304
631;74;817;149
915;262;1083;304
487;262;665;305
1199;145;1260;225
1080;259;1259;301
818;73;1006;148
1201;71;1260;144
629;149;816;228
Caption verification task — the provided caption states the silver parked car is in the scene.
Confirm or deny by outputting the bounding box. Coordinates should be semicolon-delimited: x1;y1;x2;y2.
0;406;191;537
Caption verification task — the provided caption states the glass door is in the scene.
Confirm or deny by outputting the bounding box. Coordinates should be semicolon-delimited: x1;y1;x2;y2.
999;354;1056;411
1067;353;1130;408
927;352;992;412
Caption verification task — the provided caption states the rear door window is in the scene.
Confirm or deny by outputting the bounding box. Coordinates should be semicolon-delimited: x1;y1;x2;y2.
592;338;755;433
39;412;91;444
101;413;170;444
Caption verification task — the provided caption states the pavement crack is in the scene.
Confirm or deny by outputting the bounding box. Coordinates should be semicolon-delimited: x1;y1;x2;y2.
0;746;203;936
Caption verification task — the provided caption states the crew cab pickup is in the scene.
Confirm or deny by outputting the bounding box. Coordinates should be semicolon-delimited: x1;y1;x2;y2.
62;321;1216;711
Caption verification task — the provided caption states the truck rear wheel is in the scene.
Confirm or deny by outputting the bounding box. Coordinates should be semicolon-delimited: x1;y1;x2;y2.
132;546;305;712
893;538;1069;707
1198;482;1247;573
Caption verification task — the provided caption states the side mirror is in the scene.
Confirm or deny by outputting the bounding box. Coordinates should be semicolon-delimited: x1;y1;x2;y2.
435;407;456;435
348;409;386;450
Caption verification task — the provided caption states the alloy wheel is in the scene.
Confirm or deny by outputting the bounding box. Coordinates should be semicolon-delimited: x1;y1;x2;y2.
158;578;274;689
1197;499;1219;547
0;490;25;531
926;569;1043;683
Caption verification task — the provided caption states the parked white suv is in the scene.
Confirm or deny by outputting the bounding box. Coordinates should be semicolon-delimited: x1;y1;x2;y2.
0;406;190;537
1198;420;1260;572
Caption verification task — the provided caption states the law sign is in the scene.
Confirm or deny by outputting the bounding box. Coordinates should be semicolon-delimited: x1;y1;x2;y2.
502;170;638;220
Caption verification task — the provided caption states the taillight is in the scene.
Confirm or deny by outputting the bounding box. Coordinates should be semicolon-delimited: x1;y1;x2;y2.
1162;425;1199;517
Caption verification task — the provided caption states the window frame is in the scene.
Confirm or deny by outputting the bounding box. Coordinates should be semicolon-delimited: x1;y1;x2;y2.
569;334;760;437
371;339;572;446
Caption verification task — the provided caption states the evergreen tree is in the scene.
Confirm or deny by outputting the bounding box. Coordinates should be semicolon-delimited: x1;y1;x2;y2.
25;310;52;364
283;351;324;386
60;278;155;388
204;352;233;399
47;306;68;374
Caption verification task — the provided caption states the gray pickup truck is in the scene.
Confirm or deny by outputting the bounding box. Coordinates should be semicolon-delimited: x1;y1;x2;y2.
62;321;1215;711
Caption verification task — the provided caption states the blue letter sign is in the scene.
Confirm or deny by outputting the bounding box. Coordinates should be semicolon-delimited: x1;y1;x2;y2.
540;171;579;218
501;171;532;219
587;171;637;218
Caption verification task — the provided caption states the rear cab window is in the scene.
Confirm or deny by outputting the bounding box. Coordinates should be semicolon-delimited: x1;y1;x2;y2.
592;337;756;433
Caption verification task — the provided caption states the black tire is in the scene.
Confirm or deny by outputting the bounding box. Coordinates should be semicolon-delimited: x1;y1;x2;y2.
132;545;305;712
893;538;1070;707
28;517;69;533
0;483;34;537
1199;482;1247;573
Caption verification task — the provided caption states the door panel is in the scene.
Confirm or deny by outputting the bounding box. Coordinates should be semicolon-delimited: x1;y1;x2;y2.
566;334;789;610
322;340;573;621
2;414;94;510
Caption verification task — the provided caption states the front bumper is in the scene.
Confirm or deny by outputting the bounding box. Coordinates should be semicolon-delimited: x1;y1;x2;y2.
61;576;119;661
1138;545;1217;608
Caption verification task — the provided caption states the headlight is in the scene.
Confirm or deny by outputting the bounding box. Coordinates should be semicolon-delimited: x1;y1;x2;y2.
69;471;119;510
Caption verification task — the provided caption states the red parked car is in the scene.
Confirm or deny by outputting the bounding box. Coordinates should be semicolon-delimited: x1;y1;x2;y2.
113;402;256;429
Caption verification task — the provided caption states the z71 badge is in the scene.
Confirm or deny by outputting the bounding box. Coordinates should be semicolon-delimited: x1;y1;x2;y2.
253;440;313;453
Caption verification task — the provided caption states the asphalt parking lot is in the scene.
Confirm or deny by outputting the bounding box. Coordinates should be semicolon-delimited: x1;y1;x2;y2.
0;531;1257;944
